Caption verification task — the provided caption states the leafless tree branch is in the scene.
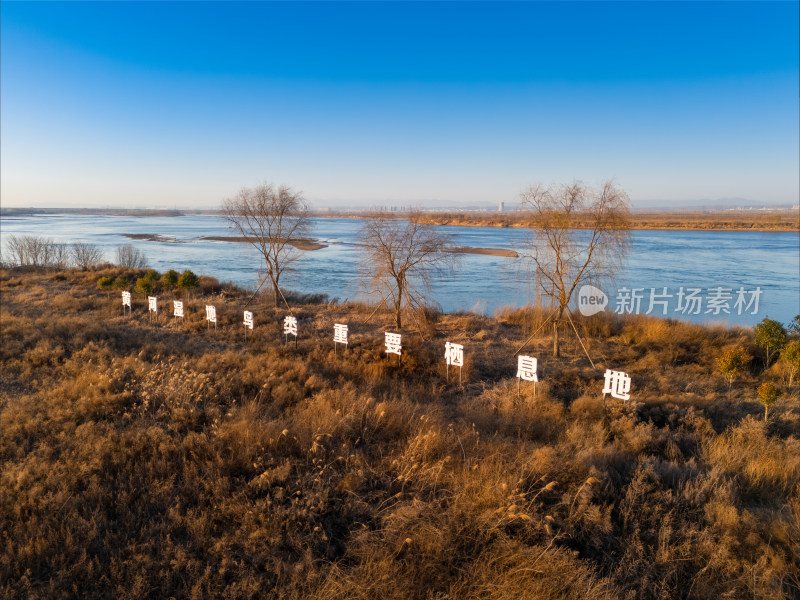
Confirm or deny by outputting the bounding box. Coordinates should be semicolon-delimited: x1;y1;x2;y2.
358;211;458;329
518;180;631;357
221;182;310;308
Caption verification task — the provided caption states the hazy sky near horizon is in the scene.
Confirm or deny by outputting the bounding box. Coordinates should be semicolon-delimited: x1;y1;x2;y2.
1;1;798;209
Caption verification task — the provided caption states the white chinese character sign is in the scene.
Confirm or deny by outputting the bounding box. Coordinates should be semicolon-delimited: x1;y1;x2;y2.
444;341;464;383
516;355;538;397
206;305;217;329
385;332;402;358
173;300;184;328
243;311;253;339
284;315;298;347
334;323;348;353
121;291;132;314
147;295;157;322
602;369;631;401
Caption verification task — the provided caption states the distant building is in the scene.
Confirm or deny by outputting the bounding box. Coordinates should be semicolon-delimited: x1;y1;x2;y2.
498;202;504;212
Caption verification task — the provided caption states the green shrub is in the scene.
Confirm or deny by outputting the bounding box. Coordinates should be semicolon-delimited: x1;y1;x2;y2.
177;269;199;291
135;277;152;296
97;276;114;292
717;345;748;396
754;317;787;368
788;315;800;339
757;382;782;421
161;269;179;289
779;340;800;385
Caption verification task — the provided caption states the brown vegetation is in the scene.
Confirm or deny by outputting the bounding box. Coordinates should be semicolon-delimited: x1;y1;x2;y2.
1;267;798;599
391;209;800;232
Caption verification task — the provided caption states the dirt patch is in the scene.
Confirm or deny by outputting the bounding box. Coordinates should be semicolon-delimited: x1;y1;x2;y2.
123;233;186;244
199;236;327;250
446;246;518;258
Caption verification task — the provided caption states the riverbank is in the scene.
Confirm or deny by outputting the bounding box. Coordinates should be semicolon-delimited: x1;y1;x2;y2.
375;209;800;232
2;265;798;599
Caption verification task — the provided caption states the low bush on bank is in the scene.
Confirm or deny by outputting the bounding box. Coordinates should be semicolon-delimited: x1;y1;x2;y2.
1;267;798;599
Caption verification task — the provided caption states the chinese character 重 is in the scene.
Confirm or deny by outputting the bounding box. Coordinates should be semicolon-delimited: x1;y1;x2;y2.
334;323;348;345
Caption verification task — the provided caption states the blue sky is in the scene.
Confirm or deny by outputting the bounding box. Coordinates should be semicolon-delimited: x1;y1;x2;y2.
1;1;798;209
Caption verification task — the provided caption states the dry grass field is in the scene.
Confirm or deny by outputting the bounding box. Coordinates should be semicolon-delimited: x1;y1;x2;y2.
1;266;798;599
406;209;800;232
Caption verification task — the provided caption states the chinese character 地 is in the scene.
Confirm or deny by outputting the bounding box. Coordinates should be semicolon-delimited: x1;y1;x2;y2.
602;369;631;401
444;342;464;367
148;296;158;313
284;316;298;337
173;301;184;318
334;323;348;345
516;356;538;382
206;305;217;323
385;332;402;356
121;291;131;308
243;311;253;330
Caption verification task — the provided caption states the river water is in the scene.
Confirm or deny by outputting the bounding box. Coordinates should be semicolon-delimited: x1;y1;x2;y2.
1;213;797;327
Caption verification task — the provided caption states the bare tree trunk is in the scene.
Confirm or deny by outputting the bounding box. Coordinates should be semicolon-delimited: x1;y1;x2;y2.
553;320;560;358
395;298;402;329
395;282;403;328
272;281;281;308
764;404;768;422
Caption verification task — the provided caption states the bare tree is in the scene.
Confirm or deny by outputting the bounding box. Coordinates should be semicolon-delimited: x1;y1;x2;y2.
518;180;631;357
50;243;71;270
221;183;310;307
71;242;104;269
359;212;457;329
4;235;65;268
115;244;148;269
4;235;28;266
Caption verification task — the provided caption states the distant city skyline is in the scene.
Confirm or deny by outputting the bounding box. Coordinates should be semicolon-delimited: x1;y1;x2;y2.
1;1;798;210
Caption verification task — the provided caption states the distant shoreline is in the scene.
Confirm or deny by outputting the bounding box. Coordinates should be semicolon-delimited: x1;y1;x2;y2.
345;210;799;233
3;206;797;232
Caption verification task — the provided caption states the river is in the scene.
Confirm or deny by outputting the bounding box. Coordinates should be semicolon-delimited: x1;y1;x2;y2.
1;213;797;327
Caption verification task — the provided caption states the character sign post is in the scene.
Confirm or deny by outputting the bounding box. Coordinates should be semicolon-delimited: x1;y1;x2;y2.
516;355;538;399
444;341;464;384
148;296;158;323
206;305;217;331
121;291;132;316
173;300;184;328
284;315;298;348
602;369;631;402
334;323;348;354
243;310;253;340
385;332;402;365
